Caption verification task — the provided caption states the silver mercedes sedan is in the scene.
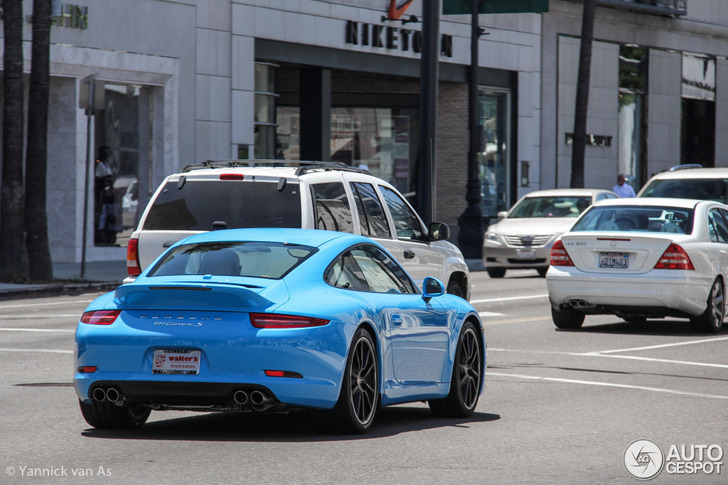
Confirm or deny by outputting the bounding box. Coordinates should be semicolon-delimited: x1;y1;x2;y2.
482;188;618;278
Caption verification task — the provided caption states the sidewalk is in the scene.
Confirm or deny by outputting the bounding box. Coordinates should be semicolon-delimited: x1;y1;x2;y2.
0;260;126;298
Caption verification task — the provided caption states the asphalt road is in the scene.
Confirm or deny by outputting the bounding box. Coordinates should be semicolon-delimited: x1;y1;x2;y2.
0;269;726;484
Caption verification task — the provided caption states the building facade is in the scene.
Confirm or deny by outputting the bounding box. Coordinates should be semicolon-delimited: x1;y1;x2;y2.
1;0;727;265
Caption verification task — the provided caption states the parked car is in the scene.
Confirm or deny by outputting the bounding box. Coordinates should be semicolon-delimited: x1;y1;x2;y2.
75;228;486;434
547;197;728;333
482;188;618;278
126;161;470;299
638;166;728;203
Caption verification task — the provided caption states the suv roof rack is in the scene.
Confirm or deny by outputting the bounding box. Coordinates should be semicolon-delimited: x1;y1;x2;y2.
668;163;703;171
182;159;370;176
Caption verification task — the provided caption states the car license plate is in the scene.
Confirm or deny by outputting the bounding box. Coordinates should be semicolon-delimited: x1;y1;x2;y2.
517;249;536;260
152;349;201;375
599;252;629;269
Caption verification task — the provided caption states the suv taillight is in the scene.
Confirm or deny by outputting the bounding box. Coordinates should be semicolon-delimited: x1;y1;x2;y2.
550;240;574;266
126;237;141;276
654;243;694;270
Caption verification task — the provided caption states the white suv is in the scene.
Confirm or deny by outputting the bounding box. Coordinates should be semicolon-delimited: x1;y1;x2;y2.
126;161;470;299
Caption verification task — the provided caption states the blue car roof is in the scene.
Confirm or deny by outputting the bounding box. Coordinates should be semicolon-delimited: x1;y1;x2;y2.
173;227;366;249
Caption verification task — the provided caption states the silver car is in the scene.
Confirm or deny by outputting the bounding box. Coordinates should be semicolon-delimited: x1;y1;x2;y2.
482;188;618;278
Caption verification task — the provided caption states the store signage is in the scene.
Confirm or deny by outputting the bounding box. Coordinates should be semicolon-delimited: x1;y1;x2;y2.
345;21;453;58
565;132;613;147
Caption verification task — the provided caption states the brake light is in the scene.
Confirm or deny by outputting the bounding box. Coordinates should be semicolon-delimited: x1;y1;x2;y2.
220;173;244;180
126;237;141;277
250;313;330;328
654;243;694;270
550;240;574;266
81;310;121;325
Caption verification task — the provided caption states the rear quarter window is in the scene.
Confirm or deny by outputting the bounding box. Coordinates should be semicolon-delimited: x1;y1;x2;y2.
142;180;302;231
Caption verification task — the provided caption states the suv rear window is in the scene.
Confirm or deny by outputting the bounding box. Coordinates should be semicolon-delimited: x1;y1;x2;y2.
143;180;302;230
640;178;728;204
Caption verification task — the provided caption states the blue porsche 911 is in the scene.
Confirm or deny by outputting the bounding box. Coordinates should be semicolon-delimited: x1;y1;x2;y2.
74;228;486;433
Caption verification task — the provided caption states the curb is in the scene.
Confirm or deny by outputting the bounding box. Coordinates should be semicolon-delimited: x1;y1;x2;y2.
0;281;119;299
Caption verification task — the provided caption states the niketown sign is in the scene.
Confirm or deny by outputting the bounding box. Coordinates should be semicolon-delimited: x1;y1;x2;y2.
344;0;453;58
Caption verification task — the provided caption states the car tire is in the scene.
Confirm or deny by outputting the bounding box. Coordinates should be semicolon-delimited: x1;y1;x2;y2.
429;321;483;418
486;268;506;278
446;280;465;299
537;267;548;277
332;327;378;434
79;399;151;429
551;306;585;329
691;278;725;333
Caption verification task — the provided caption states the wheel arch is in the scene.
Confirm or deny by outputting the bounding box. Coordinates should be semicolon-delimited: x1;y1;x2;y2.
447;270;470;300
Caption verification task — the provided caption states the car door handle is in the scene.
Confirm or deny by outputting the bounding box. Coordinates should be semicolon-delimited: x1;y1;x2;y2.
403;250;415;259
391;314;403;326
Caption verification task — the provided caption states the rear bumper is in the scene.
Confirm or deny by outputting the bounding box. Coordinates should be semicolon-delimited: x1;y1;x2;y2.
546;267;713;317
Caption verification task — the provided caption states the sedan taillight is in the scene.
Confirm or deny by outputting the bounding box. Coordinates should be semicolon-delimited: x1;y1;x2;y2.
250;313;330;328
550;240;574;266
126;237;141;277
654;243;694;270
81;310;121;325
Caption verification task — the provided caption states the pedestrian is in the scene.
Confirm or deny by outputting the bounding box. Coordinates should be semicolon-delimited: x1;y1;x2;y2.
612;173;636;198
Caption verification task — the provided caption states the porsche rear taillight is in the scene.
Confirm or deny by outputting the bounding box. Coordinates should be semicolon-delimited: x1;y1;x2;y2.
550;240;574;266
654;243;694;270
80;310;121;325
126;237;141;277
250;313;330;328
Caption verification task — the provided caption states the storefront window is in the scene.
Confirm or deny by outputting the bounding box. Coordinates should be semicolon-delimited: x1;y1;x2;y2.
276;106;419;196
254;62;279;158
618;44;647;188
93;83;146;247
478;89;510;217
681;53;716;166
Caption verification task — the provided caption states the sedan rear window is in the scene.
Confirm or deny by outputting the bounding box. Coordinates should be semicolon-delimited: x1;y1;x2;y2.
509;196;591;218
640;178;728;204
143;180;301;231
572;206;694;234
147;241;317;279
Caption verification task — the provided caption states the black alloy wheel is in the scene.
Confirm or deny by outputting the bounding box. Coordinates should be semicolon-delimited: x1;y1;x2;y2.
429;321;483;417
333;328;378;433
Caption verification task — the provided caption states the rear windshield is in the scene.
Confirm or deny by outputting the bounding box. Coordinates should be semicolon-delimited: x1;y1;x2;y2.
147;241;317;279
571;206;694;235
143;180;302;231
640;178;728;204
509;196;592;218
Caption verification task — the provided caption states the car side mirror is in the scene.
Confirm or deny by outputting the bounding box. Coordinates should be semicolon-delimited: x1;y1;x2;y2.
422;277;445;302
428;222;450;241
497;211;507;221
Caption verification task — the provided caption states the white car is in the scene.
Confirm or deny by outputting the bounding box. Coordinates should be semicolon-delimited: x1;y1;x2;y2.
547;198;728;333
125;161;470;299
483;188;618;278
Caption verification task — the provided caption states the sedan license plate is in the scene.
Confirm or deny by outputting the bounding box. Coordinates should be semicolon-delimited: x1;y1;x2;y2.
516;249;536;260
152;349;201;375
599;252;629;269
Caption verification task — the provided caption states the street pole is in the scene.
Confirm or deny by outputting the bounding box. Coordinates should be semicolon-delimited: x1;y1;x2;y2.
80;76;96;279
417;0;440;224
457;0;486;259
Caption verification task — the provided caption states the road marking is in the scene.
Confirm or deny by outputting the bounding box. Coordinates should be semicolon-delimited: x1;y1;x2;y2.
483;316;552;326
488;372;728;400
592;336;728;354
471;293;549;304
0;328;75;333
478;311;506;318
0;315;80;319
489;347;728;370
0;348;72;354
0;298;93;310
